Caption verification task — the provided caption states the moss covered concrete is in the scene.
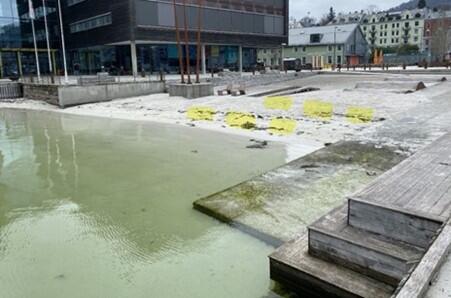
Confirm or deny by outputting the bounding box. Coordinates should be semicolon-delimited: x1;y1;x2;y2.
194;141;407;244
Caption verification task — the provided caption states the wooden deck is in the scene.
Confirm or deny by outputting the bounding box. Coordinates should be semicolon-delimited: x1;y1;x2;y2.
270;133;451;298
352;133;451;219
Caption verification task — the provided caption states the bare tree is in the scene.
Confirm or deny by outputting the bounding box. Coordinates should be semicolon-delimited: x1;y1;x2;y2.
366;5;380;14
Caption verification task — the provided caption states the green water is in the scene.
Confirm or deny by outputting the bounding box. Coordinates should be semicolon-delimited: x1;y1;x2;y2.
0;109;287;298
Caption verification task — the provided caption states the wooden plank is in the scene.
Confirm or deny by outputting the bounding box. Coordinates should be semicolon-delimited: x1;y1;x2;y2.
309;204;425;286
351;133;451;219
348;199;443;248
270;232;395;298
395;222;451;298
309;230;408;285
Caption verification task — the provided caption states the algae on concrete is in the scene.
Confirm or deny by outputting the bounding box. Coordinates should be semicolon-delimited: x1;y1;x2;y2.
194;141;407;245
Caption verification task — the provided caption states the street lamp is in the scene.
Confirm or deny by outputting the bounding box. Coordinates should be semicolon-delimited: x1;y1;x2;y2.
281;43;287;72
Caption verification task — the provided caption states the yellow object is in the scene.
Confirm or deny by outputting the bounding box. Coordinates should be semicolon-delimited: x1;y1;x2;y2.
346;107;374;124
268;118;297;135
225;112;256;130
264;96;294;111
304;100;333;120
187;106;216;121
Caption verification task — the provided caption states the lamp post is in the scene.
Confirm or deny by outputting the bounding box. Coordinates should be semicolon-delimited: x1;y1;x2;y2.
182;0;191;84
57;0;69;84
334;26;337;69
42;0;52;74
173;0;185;83
281;43;287;72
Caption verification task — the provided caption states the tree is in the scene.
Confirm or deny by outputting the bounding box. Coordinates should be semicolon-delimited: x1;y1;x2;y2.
327;7;336;22
397;44;420;55
300;15;317;27
417;0;427;9
366;5;380;14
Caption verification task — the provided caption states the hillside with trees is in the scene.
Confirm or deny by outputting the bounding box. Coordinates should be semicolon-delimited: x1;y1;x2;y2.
390;0;451;11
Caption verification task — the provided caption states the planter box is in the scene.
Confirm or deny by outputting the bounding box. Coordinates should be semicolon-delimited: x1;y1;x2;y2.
168;83;214;99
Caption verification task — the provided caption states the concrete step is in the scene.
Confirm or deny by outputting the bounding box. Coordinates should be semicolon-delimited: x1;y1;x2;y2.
348;198;444;248
308;205;425;286
270;231;395;298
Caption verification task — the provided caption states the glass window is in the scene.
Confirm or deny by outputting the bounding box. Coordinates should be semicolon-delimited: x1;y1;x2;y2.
70;13;112;33
67;0;86;7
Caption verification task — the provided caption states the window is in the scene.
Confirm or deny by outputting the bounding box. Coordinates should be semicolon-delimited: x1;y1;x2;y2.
294;47;298;52
337;45;342;51
415;21;419;26
302;57;306;64
70;13;112;33
67;0;87;6
328;56;332;64
363;26;367;31
337;55;342;64
310;34;321;43
302;47;306;52
328;45;333;51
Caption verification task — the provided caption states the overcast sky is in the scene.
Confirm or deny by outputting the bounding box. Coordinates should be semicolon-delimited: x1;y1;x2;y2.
290;0;404;19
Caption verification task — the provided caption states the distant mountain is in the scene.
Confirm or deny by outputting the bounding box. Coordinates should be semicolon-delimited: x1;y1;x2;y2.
389;0;451;11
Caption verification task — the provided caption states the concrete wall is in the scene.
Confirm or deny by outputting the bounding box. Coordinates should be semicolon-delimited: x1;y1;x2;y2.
168;83;214;99
23;84;59;105
24;81;165;108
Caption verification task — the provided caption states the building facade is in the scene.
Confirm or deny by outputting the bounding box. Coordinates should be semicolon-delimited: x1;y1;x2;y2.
424;12;451;62
333;9;427;51
258;24;368;68
0;0;61;78
1;0;289;77
64;0;289;75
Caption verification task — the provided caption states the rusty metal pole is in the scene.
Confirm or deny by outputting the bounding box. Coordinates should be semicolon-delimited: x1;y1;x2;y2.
182;0;192;84
195;0;203;84
173;0;185;83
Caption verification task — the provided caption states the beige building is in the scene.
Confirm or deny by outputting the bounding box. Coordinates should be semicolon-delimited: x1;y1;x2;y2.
333;9;427;51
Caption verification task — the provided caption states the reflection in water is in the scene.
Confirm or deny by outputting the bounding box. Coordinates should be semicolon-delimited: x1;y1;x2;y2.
0;109;287;298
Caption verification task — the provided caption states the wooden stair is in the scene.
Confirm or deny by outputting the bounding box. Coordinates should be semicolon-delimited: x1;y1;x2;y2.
270;134;451;297
270;232;396;298
308;205;426;286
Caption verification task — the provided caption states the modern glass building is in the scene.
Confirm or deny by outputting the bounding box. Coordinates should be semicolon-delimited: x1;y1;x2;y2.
0;0;61;77
1;0;289;77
